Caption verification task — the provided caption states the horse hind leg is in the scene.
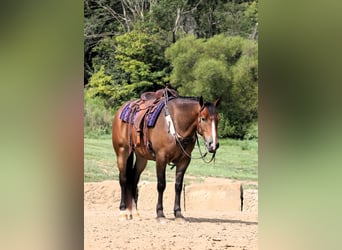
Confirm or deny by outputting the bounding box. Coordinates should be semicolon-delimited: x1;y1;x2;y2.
118;151;134;220
130;154;147;219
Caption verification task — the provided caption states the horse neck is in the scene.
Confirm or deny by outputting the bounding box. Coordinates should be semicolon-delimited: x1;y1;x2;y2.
170;99;199;138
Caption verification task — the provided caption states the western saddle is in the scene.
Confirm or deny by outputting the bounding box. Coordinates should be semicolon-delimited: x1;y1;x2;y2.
126;87;179;152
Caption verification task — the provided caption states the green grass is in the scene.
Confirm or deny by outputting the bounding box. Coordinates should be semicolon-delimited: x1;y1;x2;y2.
84;135;116;182
185;138;258;180
84;134;258;183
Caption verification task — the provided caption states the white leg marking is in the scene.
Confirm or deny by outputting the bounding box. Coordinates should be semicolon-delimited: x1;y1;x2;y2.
131;198;140;218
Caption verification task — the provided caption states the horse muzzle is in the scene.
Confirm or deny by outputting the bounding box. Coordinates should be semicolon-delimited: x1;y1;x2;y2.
206;141;220;153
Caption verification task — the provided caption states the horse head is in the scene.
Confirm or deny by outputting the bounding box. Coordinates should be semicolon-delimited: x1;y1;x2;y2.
197;96;221;153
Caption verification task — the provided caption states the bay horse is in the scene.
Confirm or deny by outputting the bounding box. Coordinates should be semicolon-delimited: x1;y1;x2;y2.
112;88;220;222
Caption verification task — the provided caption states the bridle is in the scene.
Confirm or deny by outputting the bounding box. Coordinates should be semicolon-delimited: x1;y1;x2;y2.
163;88;217;167
173;130;216;164
195;106;217;163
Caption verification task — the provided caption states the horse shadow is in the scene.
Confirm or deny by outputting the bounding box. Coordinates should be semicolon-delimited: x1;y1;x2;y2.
185;217;258;225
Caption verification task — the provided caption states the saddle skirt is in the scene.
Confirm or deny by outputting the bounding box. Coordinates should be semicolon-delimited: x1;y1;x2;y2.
119;99;166;128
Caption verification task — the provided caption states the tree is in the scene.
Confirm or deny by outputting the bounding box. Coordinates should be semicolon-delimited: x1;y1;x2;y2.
84;0;258;138
165;34;257;138
86;25;171;108
84;0;258;83
214;0;258;39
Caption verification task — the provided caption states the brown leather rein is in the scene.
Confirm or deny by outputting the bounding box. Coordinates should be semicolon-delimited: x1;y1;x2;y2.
163;88;216;168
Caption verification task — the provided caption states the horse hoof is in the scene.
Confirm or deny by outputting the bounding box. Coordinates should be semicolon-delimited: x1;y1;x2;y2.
132;212;141;220
119;214;128;221
119;210;131;221
175;217;187;224
156;217;167;224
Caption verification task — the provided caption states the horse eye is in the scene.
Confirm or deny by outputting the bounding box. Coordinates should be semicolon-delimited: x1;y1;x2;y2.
201;117;207;122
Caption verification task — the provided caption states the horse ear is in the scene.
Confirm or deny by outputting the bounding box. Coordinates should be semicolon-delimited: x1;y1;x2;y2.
199;96;204;107
213;97;221;107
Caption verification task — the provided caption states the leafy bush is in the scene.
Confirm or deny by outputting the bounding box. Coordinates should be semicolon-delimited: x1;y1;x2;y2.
84;93;115;137
244;121;258;140
166;34;258;138
87;27;171;106
86;65;114;99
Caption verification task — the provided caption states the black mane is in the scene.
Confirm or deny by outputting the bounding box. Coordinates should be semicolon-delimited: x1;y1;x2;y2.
178;96;200;101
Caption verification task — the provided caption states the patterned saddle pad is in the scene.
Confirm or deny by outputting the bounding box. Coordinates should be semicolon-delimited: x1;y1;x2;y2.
120;99;169;127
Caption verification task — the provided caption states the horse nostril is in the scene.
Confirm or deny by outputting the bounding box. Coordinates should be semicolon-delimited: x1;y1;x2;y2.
207;140;214;148
206;140;218;153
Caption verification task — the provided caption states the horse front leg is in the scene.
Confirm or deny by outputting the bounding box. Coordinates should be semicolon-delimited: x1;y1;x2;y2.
155;160;167;222
174;162;189;223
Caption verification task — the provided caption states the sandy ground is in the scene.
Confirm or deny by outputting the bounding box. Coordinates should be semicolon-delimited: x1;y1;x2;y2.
84;178;258;250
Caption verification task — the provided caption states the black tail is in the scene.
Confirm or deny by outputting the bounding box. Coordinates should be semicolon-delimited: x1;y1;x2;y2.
126;151;135;184
124;152;135;208
127;152;141;205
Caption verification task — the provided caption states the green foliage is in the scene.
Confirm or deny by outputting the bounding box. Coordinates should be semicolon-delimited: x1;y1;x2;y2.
149;0;258;40
84;0;258;139
84;92;115;137
86;65;114;99
114;27;170;85
87;26;171;108
244;121;258;140
166;34;258;138
214;0;258;38
91;37;119;78
84;0;258;82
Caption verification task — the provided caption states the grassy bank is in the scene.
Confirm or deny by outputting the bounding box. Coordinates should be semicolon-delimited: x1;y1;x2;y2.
84;134;258;184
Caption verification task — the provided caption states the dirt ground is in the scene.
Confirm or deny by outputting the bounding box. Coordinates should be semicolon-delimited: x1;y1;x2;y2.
84;178;258;250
